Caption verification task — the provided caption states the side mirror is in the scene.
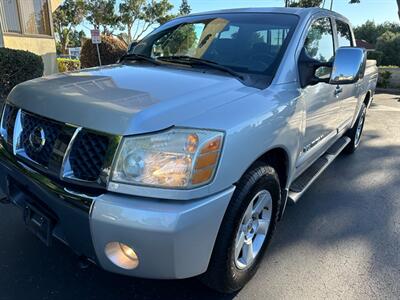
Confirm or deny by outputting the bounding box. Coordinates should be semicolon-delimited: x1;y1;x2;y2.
298;48;332;88
330;47;366;85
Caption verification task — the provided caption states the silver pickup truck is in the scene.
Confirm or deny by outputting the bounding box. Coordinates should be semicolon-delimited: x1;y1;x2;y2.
0;7;378;293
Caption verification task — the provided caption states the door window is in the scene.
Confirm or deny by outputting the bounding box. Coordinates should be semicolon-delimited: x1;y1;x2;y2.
336;20;353;48
304;17;334;78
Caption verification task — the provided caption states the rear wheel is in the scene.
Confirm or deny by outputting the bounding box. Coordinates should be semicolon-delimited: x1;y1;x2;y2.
200;162;281;293
345;103;367;154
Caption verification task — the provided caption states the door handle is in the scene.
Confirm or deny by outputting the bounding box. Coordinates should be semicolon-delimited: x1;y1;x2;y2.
334;86;343;96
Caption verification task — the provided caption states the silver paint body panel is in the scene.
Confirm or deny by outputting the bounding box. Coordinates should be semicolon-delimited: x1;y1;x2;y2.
5;8;378;278
90;186;235;279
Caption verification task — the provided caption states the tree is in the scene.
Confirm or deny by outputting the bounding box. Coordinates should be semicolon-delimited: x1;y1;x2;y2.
354;21;400;45
69;30;87;47
376;31;400;66
288;0;322;7
179;0;191;15
119;0;146;44
133;0;174;40
119;0;174;44
85;0;121;34
52;0;86;54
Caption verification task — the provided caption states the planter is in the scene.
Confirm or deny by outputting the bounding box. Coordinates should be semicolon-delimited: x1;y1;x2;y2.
379;67;400;89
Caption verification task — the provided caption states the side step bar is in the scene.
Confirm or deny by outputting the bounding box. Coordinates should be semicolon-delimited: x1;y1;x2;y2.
288;136;351;203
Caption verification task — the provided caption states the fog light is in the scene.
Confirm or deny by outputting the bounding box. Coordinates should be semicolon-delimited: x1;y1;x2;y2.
105;242;139;270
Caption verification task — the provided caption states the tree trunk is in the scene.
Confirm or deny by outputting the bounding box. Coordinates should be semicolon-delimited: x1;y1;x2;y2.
127;24;132;45
61;32;70;55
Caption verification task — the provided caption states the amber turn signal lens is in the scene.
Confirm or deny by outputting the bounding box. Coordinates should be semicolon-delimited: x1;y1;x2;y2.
195;152;218;170
191;168;214;185
200;136;222;154
191;135;223;185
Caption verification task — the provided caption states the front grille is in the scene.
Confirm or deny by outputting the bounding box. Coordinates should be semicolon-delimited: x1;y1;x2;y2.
1;105;18;145
0;104;116;187
20;113;62;166
69;131;110;181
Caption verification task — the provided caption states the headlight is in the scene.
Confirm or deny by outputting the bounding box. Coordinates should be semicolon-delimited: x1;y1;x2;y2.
111;128;224;188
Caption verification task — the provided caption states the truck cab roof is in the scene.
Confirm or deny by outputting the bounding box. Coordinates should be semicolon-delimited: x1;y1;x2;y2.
185;7;349;23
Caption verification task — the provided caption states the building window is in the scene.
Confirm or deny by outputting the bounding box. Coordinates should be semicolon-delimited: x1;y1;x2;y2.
0;0;52;36
0;0;21;33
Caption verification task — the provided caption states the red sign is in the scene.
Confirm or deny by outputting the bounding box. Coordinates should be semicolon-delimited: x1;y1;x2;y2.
91;29;101;44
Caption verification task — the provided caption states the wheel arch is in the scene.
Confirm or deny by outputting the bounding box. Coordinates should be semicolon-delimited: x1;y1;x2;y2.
363;90;373;108
236;146;291;221
256;147;290;191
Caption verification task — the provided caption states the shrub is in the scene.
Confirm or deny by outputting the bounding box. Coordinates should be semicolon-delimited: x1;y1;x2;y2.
57;58;81;72
0;48;44;99
80;35;127;68
367;50;383;65
354;21;400;46
376;31;400;66
377;70;392;88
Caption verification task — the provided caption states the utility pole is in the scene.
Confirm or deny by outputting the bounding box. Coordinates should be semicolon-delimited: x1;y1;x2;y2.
330;0;334;10
397;0;400;20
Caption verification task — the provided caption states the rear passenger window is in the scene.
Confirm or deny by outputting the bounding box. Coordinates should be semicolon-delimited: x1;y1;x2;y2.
336;20;353;48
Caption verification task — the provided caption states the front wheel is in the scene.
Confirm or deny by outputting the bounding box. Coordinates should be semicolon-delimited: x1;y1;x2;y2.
345;103;367;154
200;162;281;293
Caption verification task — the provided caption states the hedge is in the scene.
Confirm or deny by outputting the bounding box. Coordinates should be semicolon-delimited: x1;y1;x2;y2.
376;31;400;67
377;70;392;88
0;48;44;99
57;58;81;72
80;35;127;68
367;50;383;64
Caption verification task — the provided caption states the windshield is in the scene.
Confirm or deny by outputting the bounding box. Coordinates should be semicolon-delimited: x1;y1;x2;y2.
131;13;299;88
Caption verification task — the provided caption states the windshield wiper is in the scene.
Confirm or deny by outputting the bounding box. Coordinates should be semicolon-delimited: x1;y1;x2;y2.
158;56;245;81
119;53;160;65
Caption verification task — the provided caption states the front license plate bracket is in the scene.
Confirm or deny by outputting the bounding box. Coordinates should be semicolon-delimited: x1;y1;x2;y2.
23;204;53;246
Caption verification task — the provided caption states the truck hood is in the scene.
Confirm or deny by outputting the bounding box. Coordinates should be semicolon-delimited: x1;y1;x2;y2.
8;63;254;135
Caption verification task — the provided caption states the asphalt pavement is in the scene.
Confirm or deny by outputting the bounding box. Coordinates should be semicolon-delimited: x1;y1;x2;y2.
0;93;399;300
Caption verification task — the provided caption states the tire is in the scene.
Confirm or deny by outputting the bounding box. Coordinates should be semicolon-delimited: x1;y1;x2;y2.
200;162;281;293
344;103;367;154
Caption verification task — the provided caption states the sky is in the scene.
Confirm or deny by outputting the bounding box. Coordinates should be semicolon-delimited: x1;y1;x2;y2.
79;0;399;36
173;0;399;26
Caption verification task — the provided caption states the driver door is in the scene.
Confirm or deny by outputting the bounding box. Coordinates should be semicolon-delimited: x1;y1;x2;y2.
297;17;340;168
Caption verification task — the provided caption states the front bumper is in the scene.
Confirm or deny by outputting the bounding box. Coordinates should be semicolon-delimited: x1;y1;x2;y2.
0;147;234;279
